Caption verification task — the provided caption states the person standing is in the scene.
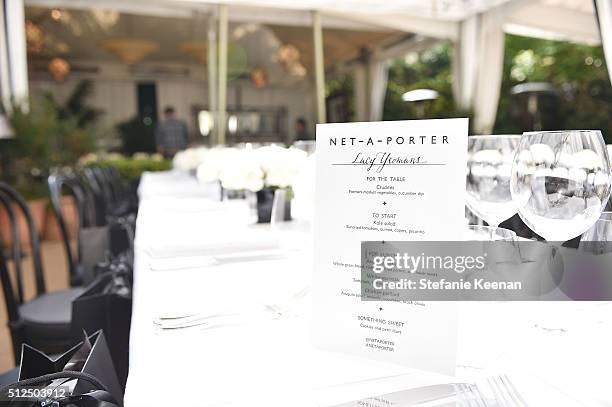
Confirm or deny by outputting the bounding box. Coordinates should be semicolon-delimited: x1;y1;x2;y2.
294;117;312;141
155;106;189;158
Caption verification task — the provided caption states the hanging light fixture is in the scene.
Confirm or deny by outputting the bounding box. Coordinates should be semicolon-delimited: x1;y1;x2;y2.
277;43;306;77
50;9;62;21
92;9;120;30
179;41;207;64
25;20;45;54
48;57;71;81
101;38;159;65
250;67;267;89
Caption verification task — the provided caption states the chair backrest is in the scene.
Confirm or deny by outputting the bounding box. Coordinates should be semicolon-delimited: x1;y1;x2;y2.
0;182;46;301
91;167;118;211
0;190;23;305
0;241;20;325
107;167;127;199
48;172;97;286
83;168;108;226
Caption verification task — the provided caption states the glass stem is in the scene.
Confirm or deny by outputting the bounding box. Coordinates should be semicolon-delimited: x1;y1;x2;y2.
489;223;499;240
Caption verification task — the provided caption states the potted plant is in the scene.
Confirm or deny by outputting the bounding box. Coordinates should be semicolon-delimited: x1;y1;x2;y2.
0;81;98;245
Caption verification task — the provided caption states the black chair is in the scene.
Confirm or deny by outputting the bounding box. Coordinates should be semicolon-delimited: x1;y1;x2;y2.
83;167;110;227
0;182;84;365
84;168;136;259
48;173;99;287
91;167;137;219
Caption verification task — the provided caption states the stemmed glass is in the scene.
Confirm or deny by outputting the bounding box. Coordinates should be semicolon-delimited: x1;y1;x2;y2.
579;212;612;254
464;225;517;241
510;130;611;243
466;135;522;228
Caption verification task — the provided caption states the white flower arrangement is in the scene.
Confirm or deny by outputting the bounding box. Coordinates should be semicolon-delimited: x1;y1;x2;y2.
173;147;209;172
218;148;265;192
195;147;227;183
258;145;308;188
191;144;308;192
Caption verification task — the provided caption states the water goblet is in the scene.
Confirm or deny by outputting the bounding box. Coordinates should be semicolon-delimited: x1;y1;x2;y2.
466;135;522;228
510;130;611;244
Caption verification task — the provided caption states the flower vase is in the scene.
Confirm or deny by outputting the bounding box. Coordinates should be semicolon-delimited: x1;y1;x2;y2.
256;188;274;223
256;187;291;223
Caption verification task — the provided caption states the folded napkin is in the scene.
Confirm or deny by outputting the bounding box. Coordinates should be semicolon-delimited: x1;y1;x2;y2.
144;197;249;213
142;225;279;259
148;249;287;271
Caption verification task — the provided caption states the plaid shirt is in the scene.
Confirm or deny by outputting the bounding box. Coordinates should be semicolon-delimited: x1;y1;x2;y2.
155;119;189;151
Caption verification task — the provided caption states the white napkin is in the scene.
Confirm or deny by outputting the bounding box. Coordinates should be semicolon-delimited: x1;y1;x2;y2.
148;249;287;271
143;225;279;259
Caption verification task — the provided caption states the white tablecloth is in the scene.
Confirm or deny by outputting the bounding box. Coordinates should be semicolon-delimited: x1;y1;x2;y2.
124;171;612;406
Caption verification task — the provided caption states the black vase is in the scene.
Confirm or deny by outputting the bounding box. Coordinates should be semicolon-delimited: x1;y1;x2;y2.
256;187;291;223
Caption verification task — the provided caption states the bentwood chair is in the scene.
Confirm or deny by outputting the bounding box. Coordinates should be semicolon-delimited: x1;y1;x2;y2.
0;182;84;364
48;173;99;287
86;167;137;259
91;167;137;219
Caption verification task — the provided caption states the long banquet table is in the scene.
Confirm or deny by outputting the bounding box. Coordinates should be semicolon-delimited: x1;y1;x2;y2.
124;170;612;406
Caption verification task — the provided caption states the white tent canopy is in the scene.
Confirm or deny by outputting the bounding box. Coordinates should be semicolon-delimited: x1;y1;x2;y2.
6;0;610;135
25;0;602;43
596;0;612;86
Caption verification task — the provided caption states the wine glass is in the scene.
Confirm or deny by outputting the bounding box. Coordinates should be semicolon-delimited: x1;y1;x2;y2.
579;211;612;254
464;225;517;241
510;130;611;243
466;135;522;228
270;188;289;230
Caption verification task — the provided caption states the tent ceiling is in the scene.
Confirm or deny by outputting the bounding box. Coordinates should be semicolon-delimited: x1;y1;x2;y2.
25;7;406;77
268;25;400;69
25;0;602;47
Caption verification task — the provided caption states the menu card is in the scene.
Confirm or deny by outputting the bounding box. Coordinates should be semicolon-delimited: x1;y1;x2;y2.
313;119;468;375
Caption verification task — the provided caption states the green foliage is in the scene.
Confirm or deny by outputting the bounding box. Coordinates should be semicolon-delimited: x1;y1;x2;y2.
1;80;99;199
495;34;611;140
328;36;611;140
326;73;355;121
47;80;102;129
83;153;171;182
383;42;471;125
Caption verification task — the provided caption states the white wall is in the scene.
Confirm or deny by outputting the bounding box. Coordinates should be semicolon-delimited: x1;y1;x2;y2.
28;59;315;146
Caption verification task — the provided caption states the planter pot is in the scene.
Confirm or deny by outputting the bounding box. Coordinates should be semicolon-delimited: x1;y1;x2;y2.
43;196;78;241
0;198;47;249
256;187;291;223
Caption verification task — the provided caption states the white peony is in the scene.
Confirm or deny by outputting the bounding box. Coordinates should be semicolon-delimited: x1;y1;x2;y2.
189;144;308;191
219;148;264;192
173;147;209;172
196;147;226;183
258;145;308;188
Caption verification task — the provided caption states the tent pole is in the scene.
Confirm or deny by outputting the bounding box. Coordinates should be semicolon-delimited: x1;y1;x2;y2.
595;0;612;86
207;13;218;142
5;0;28;110
312;10;326;124
217;4;228;145
0;0;12;109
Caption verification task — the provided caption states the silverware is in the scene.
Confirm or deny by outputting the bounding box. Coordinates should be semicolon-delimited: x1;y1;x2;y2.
331;383;468;406
485;374;528;407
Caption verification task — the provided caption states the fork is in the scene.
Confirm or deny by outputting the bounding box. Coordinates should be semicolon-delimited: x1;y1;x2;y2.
456;383;488;407
485;374;528;407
